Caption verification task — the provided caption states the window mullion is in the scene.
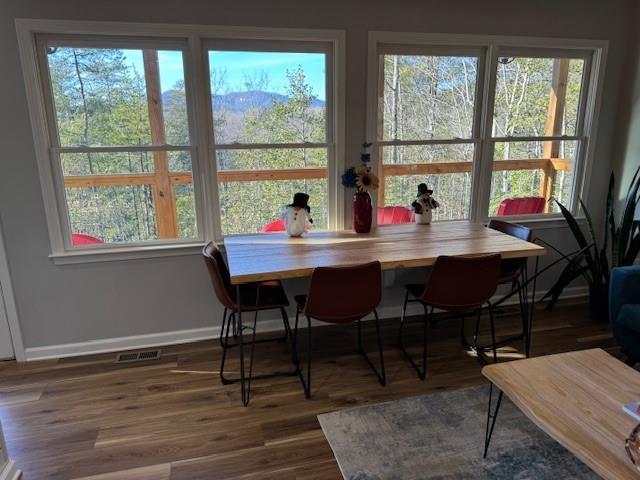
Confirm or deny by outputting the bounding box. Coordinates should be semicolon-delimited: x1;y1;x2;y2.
472;44;499;224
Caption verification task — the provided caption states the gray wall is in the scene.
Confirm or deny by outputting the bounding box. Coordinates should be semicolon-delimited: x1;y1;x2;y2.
615;2;640;201
0;0;635;351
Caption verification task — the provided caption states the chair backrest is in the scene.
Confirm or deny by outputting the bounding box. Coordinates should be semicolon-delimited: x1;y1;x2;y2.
72;233;103;246
421;254;501;312
304;261;382;323
487;219;532;242
202;242;236;309
377;206;414;225
496;197;545;216
260;219;286;233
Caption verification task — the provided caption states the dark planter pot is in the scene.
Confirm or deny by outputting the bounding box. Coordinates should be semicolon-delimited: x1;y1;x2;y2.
589;287;609;323
352;191;372;233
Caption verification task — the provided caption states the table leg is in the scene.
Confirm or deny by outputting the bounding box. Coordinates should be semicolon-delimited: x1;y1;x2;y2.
526;256;540;358
245;285;260;406
483;382;504;458
236;284;247;406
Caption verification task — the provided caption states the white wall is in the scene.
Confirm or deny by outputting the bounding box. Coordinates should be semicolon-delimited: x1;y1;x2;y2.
0;0;635;355
615;2;640;203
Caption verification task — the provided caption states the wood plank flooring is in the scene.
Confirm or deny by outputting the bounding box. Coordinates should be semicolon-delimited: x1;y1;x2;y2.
0;301;620;479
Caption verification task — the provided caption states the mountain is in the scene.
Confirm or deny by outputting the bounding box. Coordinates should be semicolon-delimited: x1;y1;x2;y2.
162;89;325;113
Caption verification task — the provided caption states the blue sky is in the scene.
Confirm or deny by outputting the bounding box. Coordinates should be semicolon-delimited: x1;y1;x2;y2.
125;49;326;100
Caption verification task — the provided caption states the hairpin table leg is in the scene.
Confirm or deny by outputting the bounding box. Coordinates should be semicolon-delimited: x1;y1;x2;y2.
484;382;504;458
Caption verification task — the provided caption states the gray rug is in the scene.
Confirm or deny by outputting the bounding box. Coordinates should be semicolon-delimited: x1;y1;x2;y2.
318;386;599;480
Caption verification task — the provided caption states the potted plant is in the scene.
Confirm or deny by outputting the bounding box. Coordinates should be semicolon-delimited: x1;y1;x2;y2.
544;165;640;320
342;143;379;233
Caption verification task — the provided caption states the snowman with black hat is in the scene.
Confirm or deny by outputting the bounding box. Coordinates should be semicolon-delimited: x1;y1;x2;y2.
283;192;313;237
411;183;439;224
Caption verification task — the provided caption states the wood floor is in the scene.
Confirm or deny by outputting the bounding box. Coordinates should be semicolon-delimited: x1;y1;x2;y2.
0;301;620;480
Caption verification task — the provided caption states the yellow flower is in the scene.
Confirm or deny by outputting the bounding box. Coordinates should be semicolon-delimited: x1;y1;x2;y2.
356;172;379;192
354;164;369;176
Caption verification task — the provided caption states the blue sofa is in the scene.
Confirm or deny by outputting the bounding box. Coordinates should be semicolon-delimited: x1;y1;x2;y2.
610;265;640;364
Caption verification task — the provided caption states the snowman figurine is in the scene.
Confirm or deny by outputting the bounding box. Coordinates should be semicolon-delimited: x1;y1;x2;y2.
283;192;313;237
411;183;439;224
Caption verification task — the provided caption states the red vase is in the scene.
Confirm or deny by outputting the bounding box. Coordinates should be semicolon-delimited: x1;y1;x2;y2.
352;191;372;233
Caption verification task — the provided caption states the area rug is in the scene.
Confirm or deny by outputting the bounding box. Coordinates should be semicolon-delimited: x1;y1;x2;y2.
318;385;598;479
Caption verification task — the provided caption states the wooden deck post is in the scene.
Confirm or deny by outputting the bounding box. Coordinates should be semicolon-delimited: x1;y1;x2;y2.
143;50;179;239
541;58;570;211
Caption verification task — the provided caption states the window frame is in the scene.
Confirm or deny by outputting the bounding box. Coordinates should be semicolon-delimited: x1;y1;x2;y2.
36;34;204;251
16;19;345;263
367;31;608;225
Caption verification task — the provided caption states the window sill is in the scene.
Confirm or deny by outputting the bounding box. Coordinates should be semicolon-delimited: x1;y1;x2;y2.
487;214;583;230
49;242;206;265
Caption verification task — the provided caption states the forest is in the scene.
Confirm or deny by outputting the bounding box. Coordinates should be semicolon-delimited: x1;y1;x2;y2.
46;46;584;243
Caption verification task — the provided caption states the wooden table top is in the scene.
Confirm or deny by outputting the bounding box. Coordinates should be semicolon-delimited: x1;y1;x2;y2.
483;349;640;480
224;221;545;284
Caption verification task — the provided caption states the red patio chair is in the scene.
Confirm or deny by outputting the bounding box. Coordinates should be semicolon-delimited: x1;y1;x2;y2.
71;233;103;246
377;206;414;225
496;197;545;216
260;219;286;233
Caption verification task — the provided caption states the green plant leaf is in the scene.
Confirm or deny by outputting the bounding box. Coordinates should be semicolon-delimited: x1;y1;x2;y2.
580;199;600;280
554;198;589;249
617;165;640;266
624;231;640;265
543;257;590;310
604;172;615;256
543;252;591;308
554;198;596;277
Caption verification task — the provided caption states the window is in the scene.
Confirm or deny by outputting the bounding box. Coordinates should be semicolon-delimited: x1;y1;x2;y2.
376;50;481;221
489;54;587;216
370;34;604;223
40;39;199;248
207;46;333;235
19;21;344;260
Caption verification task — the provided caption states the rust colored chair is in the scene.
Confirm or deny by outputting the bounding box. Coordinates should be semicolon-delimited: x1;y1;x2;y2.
398;254;502;379
202;242;293;405
487;219;533;356
293;261;385;398
496;196;545;216
377;206;414;225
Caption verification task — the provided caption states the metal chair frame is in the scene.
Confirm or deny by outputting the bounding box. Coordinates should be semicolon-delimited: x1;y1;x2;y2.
292;306;386;399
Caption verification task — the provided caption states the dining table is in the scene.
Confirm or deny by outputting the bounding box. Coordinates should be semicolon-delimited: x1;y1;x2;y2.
223;221;546;405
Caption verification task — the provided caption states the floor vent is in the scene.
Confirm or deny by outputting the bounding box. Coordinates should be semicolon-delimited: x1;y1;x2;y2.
115;349;161;363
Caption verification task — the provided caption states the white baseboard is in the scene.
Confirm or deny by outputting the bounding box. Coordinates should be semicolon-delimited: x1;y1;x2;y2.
24;286;589;361
0;461;21;480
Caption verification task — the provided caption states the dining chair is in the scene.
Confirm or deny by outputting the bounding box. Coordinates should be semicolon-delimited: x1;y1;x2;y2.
202;242;293;405
293;261;386;398
487;219;533;356
398;254;502;379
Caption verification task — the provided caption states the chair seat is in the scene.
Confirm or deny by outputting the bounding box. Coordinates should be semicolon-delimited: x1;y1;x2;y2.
404;283;483;313
619;304;640;333
238;281;289;310
294;294;369;324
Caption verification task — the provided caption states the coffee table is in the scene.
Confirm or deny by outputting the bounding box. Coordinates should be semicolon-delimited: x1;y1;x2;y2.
482;349;640;479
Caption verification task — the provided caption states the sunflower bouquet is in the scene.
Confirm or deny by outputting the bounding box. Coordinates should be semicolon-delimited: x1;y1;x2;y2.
341;143;379;193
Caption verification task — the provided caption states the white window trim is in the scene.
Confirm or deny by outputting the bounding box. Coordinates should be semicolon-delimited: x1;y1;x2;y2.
16;19;345;264
366;31;608;226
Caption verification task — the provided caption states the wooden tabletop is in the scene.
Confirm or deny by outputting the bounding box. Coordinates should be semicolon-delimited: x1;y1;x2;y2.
224;221;545;284
483;349;640;480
